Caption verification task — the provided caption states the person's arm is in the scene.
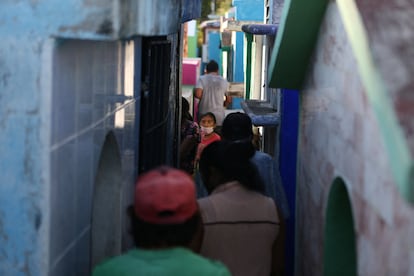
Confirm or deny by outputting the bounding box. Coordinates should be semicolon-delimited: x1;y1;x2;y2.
194;87;203;99
180;135;198;156
224;94;232;107
223;81;231;107
271;205;286;276
179;136;198;173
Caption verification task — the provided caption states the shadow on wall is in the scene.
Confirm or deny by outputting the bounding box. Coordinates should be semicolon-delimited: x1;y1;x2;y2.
324;177;357;276
90;131;123;270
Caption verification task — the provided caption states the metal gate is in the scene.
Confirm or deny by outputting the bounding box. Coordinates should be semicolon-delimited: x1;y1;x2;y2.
139;37;172;173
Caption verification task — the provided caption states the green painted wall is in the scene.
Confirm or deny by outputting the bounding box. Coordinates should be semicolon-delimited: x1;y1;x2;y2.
268;0;328;89
324;178;357;276
267;0;414;203
187;36;197;58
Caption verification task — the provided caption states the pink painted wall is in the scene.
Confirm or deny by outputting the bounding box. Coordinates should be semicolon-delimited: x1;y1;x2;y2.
182;58;200;85
295;3;414;275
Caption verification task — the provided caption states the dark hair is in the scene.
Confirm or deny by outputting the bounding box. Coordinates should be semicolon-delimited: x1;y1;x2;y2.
206;60;219;73
222;112;253;141
181;97;193;121
199;112;217;124
128;206;201;248
199;140;264;193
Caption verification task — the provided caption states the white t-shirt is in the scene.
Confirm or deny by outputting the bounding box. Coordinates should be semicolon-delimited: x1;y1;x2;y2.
195;73;229;126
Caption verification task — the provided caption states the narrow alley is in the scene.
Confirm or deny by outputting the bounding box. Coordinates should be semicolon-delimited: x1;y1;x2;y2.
1;1;414;276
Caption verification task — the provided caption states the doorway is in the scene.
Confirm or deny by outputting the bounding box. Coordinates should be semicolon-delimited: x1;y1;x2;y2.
139;37;172;173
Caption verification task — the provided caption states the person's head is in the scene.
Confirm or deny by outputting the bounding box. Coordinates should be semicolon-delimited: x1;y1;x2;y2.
205;60;219;73
199;140;264;194
222;112;253;142
181;97;193;122
129;166;201;249
199;112;217;135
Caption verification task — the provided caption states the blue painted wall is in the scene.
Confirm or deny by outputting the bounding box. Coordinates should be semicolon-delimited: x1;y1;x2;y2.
233;0;264;21
279;89;299;276
0;1;189;275
230;0;264;82
233;32;245;82
208;31;222;68
181;0;201;22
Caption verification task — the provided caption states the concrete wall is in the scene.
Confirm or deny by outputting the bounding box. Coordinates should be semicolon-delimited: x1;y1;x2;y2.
0;36;53;275
295;2;414;275
49;39;139;275
0;35;139;276
0;1;188;275
355;0;414;158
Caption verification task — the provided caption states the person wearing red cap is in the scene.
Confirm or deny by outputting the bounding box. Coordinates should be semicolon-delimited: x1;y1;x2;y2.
92;166;231;276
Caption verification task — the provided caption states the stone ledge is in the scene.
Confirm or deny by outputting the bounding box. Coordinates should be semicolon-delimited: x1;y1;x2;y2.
241;100;279;126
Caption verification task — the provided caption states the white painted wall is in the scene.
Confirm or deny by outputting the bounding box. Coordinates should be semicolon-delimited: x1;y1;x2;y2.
295;3;414;275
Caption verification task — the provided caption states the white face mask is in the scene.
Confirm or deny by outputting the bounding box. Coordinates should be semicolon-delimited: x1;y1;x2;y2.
200;126;214;135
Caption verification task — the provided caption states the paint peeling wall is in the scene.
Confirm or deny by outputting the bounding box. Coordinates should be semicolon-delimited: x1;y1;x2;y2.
0;0;116;39
296;2;414;275
0;0;183;39
0;1;188;275
0;34;53;276
120;0;182;36
0;36;139;276
355;0;414;159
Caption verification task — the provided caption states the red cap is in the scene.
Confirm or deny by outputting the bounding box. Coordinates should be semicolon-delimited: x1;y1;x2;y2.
134;166;198;224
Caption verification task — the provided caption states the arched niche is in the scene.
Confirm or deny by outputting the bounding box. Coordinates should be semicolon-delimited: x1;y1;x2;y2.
90;131;123;269
324;177;357;276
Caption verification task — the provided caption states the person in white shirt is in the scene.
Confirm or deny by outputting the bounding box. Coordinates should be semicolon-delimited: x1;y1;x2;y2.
194;60;231;134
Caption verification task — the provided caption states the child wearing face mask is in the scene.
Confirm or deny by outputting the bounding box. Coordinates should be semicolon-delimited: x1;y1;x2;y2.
194;112;222;198
195;112;221;164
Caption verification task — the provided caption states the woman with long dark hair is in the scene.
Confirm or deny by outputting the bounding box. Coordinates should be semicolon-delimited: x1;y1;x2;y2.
179;97;200;175
198;140;284;276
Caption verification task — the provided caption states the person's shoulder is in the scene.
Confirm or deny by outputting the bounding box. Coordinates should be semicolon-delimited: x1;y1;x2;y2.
248;191;279;215
197;195;218;215
217;75;228;83
179;248;231;275
196;258;232;276
213;133;221;140
200;74;213;81
253;150;272;161
92;251;137;275
197;196;211;209
263;196;280;220
254;150;271;157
